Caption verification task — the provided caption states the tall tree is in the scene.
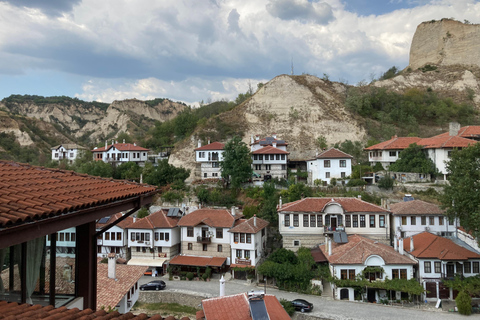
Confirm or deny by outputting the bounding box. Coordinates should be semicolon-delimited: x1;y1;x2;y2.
220;136;252;189
389;143;437;176
441;144;480;243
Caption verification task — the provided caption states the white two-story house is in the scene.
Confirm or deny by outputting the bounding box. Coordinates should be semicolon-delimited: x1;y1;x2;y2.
390;199;458;238
194;140;224;179
96;213;134;259
92;140;150;166
278;197;391;251
251;134;288;180
307;148;353;186
46;227;76;257
403;232;480;301
51;144;87;163
364;136;422;170
127;209;182;274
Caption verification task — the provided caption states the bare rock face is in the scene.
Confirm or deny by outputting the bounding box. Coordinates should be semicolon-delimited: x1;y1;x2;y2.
409;19;480;70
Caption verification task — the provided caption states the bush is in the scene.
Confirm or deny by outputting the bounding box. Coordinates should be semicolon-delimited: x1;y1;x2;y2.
456;291;472;315
186;272;194;281
202;273;208;280
346;179;367;187
280;299;295;316
378;175;394;190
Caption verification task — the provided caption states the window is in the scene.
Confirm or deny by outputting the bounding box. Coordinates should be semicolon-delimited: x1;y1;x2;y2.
253;155;258;160
465;262;471;273
212;162;219;168
244;250;250;259
218;245;223;252
389;151;396;157
246;234;251;243
324;160;331;168
55;153;58;158
340;160;346;167
216;228;223;239
145;233;150;241
131;233;135;241
234;233;239;243
325;172;330;178
160;233;164;241
429;217;434;225
303;214;309;227
379;215;385;228
317;215;323;227
281;154;286;160
421;216;426;225
204;173;207;178
187;227;194;237
341;172;346;178
448;218;454;225
240;233;245;243
282;164;286;170
158;247;162;253
104;233;109;241
438;216;444;225
293;214;299;227
276;154;280;160
310;215;316;227
115;232;121;241
293;240;300;246
265;164;271;170
434;261;441;273
353;215;358;228
284;214;290;227
65;233;70;241
345;215;351;227
370;215;375;228
165;233;169;241
188;243;192;250
262;229;265;236
424;261;431;273
236;249;242;258
360;215;366;227
411;216;416;225
155;233;159;241
203;244;208;251
255;164;261;170
341;269;355;280
136;247;140;252
473;262;479;273
392;269;406;279
259;155;263;160
402;216;407;225
71;233;76;242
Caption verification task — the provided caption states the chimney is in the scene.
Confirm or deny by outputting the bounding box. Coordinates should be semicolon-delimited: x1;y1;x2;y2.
105;140;107;149
255;135;260;141
254;214;257;227
208;138;211;145
272;133;277;139
108;253;116;279
133;216;136;223
134;142;136;146
410;236;414;252
198;139;202;148
231;206;236;216
325;237;329;255
394;236;398;251
272;141;277;148
279;196;282;209
123;139;125;143
357;195;361;199
251;135;254;144
328;237;332;256
140;173;143;184
449;122;461;136
399;238;404;255
111;139;114;145
219;275;225;297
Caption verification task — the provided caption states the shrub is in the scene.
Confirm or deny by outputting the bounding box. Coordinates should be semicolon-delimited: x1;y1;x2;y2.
280;299;295;316
100;258;108;264
202;273;208;280
186;272;194;281
456;291;472;315
346;179;367;187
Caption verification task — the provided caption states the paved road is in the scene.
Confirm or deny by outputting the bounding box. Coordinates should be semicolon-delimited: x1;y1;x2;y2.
139;275;465;320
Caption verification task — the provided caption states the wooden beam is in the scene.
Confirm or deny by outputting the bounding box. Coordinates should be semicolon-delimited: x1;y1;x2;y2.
76;222;97;310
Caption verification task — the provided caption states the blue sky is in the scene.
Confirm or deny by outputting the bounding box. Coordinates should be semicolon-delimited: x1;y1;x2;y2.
0;0;478;105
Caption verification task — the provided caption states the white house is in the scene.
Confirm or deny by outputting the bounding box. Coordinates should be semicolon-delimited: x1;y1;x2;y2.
194;141;224;179
96;213;134;259
403;232;480;300
92;140;149;166
51;144;87;163
278;197;391;251
320;234;416;302
126;208;182;274
251;134;288;180
46;227;76;257
228;215;269;279
306;148;353;186
390;199;458;238
364;136;422;170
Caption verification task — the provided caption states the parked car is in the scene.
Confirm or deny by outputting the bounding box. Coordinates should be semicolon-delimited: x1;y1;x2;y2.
140;280;166;291
291;299;313;312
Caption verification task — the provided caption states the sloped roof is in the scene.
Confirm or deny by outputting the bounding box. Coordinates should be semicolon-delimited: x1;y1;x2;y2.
311;246;328;263
322;234;416;265
279;197;389;214
201;293;290;320
92;143;149;152
51;144;87;150
0;161;157;228
177;208;242;228
390;200;445;216
251;136;288;147
194;142;225;151
96;212;134;229
128;209;179;229
169;255;227;267
433;126;480;140
364;136;422;151
228;216;269;234
97;262;147;311
251;146;289;155
315;147;353;159
418;135;476;149
404;232;480;260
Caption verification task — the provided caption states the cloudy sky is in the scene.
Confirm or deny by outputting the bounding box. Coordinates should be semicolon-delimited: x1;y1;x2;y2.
0;0;479;105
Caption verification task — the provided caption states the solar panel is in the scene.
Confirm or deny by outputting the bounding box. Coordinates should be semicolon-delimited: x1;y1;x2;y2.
333;231;348;243
249;298;269;320
98;216;110;224
167;208;183;217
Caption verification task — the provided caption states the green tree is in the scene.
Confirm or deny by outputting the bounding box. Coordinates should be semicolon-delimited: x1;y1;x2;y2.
455;291;472;315
78;160;113;177
389;143;437;176
316;136;328;150
377;173;394;190
220;136;252;190
114;161;142;180
259;181;280;224
143;160;190;187
280;183;313;202
136;207;149;219
334;140;366;164
441;144;480;242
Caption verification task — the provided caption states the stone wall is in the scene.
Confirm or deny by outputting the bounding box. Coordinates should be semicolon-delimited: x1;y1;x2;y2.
282;234;325;252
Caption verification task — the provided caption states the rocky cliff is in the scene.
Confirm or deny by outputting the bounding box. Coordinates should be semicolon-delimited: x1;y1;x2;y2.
409;19;480;70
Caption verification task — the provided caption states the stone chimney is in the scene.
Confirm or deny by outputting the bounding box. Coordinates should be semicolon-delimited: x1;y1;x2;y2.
251;135;254;144
255;135;260;141
449;122;461;136
111;139;115;145
105;140;107;149
410;237;414;252
398;238;404;255
272;141;277;148
208;138;211;145
325;237;329;255
123;139;125;143
198;139;201;148
272;133;277;139
254;214;257;227
108;253;116;280
219;275;225;297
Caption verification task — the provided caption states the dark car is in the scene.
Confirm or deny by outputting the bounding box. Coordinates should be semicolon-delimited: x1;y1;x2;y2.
140;280;166;291
291;299;313;312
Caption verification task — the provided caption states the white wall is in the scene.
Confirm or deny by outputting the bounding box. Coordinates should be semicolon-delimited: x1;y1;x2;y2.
393;215;458;238
307;158;352;185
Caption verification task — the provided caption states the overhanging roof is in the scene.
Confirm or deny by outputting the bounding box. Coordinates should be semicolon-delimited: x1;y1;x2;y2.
169;255;227;267
127;258;168;267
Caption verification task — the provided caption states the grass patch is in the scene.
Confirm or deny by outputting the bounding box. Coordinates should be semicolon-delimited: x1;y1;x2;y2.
133;301;199;316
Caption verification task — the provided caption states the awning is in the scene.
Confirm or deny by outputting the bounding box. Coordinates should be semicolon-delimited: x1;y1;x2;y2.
169;255;227;267
127;258;168;267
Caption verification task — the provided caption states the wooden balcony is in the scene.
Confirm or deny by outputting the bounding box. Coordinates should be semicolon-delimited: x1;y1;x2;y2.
197;236;211;243
235;258;251;266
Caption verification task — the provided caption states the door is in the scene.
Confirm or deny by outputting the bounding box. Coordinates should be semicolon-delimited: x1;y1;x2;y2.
446;263;455;278
330;217;337;231
202;227;209;238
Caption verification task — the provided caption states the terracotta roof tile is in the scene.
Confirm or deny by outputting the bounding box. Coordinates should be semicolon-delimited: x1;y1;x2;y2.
92;143;149;152
169;255;227;267
315;148;353;159
251;146;289;155
390;200;445;215
279;197;390;213
321;235;416;265
404;232;480;260
417;135;477;149
129;209;180;229
177;208;242;228
0;161;157;228
194;142;225;151
365;137;422;151
96;213;134;229
228;216;269;234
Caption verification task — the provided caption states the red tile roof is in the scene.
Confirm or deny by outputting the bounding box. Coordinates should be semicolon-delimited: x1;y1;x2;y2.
228;216;269;234
194;142;225;151
279;197;389;213
365;136;422;151
251;146;289;155
433;126;480;140
321;235;416;265
169;255;227;267
201;293;290;320
390;200;445;215
177;208;242;228
404;232;480;260
96;212;134;229
97;261;147;311
315;148;353;159
128;209;179;229
311;247;328;263
250;137;288;147
0;161;157;228
92;143;149;152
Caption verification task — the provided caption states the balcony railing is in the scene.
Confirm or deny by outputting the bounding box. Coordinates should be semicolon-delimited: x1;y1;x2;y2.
235;258;251;265
324;226;345;233
197;236;211;243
